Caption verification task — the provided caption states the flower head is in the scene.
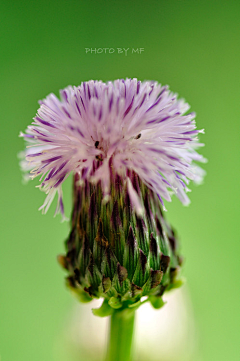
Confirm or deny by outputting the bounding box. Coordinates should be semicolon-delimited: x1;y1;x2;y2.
20;78;205;220
20;79;206;310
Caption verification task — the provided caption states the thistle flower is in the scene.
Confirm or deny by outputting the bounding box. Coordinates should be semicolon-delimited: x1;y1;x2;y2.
20;78;205;312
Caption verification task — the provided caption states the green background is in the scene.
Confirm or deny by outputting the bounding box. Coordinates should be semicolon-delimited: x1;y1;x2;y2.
0;1;239;360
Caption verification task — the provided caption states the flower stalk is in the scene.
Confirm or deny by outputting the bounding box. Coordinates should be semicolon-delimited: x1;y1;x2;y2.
105;308;135;361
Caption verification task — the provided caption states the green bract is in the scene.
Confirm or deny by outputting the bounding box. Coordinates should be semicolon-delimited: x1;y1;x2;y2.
58;172;183;315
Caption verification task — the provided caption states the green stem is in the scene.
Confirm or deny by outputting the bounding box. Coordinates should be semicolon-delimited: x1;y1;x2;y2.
105;308;135;361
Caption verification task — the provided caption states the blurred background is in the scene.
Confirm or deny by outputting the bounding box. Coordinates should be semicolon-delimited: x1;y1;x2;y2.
0;1;239;360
